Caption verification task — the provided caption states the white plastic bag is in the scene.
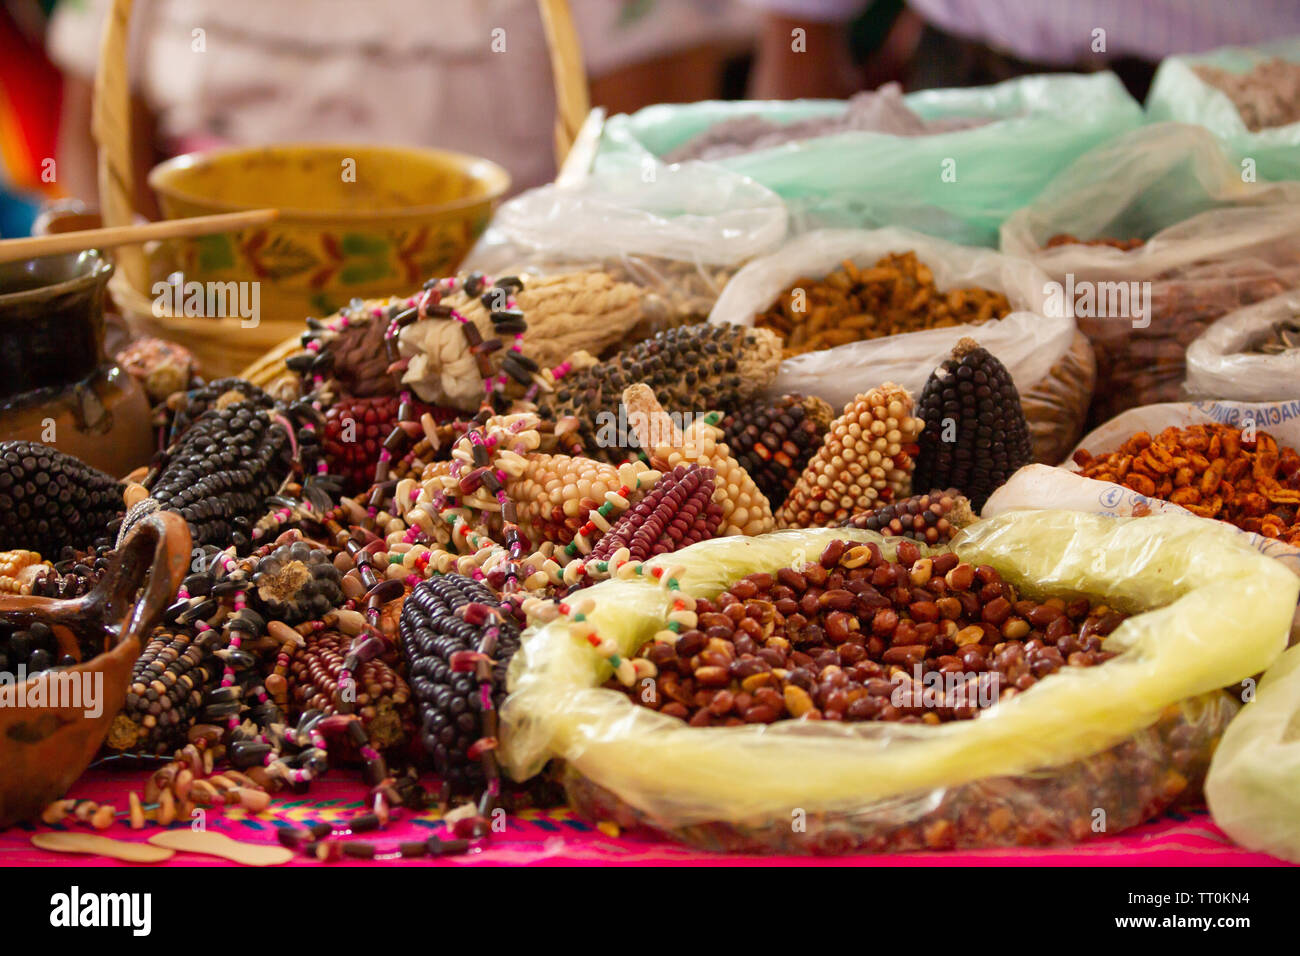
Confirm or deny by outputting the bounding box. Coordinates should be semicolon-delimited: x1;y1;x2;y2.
1000;123;1300;425
983;400;1300;576
463;155;789;328
708;228;1083;460
1184;290;1300;401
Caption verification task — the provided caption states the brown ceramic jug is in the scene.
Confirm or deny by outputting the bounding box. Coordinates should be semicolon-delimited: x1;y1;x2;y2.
0;511;190;827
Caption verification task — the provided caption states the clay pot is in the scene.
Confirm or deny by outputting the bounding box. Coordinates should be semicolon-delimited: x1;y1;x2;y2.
0;511;191;827
0;249;154;477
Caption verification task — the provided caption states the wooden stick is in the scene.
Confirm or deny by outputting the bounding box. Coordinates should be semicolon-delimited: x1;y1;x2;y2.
0;209;278;264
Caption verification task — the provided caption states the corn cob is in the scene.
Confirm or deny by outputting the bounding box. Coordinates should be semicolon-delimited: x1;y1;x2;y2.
776;383;924;528
912;337;1032;511
142;399;299;548
622;383;774;536
0;442;123;555
105;627;223;754
251;541;345;625
587;464;720;562
838;488;975;544
398;574;522;795
721;394;834;509
287;630;414;755
538;324;783;461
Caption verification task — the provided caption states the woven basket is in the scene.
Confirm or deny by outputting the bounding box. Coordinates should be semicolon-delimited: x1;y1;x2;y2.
95;0;590;381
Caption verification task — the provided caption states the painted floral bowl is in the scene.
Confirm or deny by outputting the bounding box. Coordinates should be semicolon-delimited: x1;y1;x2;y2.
147;143;510;321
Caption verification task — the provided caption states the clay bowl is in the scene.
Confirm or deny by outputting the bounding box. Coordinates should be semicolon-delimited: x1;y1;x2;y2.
0;511;191;826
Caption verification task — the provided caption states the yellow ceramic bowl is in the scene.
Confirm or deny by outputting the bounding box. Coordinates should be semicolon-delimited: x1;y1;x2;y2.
147;143;510;319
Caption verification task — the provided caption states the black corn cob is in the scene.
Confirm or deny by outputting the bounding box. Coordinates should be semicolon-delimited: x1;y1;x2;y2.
0;442;123;555
105;627;222;754
912;338;1032;511
165;377;272;444
288;630;414;755
145;399;295;547
839;488;975;545
538;324;782;461
721;394;834;509
398;575;522;795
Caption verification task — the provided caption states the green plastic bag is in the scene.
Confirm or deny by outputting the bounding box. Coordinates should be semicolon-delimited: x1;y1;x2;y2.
597;73;1143;247
1206;644;1300;863
501;511;1295;853
1147;39;1300;182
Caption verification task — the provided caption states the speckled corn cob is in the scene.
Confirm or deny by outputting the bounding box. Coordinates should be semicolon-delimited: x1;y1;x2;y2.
776;383;924;529
912;337;1032;511
505;454;639;546
587;465;722;562
105;627;222;755
540;324;783;461
622;383;774;536
721;394;834;509
287;630;413;754
398;574;522;795
839;488;975;544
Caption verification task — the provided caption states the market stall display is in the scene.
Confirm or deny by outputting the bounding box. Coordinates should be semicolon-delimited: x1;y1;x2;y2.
10;2;1300;869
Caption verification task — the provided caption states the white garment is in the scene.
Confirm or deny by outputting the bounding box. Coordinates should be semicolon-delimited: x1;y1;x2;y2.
49;0;758;192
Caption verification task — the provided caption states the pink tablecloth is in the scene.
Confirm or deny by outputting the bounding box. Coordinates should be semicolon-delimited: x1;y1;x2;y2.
3;764;1289;866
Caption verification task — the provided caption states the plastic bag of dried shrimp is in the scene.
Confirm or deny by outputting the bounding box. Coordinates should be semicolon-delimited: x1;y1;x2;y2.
462;156;788;335
999;123;1300;429
1205;643;1300;863
500;512;1294;854
982;400;1300;576
1184;289;1300;402
708;227;1089;464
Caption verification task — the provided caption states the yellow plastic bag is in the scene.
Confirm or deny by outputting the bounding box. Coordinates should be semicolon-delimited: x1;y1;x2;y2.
501;511;1296;853
1206;644;1300;862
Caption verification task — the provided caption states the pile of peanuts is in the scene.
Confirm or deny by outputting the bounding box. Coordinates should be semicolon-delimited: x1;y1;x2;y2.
1073;423;1300;544
620;537;1123;727
755;252;1012;358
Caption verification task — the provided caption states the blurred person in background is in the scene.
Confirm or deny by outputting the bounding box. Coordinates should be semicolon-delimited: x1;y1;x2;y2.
746;0;1300;99
48;0;756;218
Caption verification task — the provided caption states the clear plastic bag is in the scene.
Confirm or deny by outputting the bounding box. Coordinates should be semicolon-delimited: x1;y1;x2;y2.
462;155;788;330
1147;39;1300;183
1184;289;1300;401
708;228;1085;462
1206;644;1300;863
599;72;1142;246
500;512;1296;853
1000;123;1300;426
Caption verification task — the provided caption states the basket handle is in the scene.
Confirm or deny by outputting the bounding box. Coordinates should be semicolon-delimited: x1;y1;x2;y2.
91;0;148;295
537;0;591;169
